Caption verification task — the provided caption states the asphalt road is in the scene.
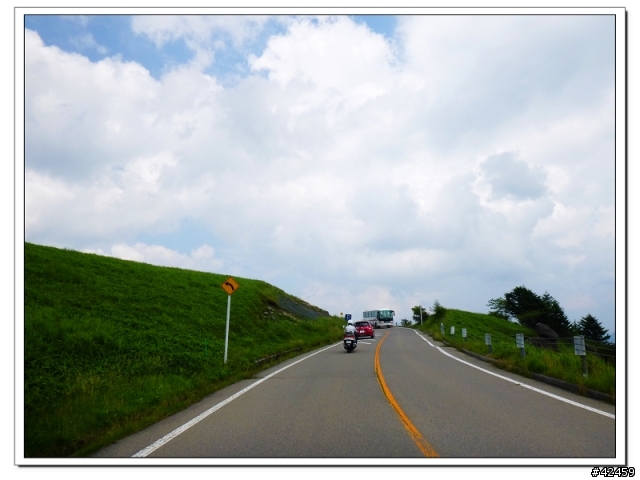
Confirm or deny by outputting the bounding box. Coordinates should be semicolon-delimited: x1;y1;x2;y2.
94;327;616;459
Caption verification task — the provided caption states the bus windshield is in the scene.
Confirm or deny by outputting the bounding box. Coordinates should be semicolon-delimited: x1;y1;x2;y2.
379;310;394;319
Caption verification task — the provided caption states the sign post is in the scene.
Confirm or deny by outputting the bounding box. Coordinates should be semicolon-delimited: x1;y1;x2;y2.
221;277;240;364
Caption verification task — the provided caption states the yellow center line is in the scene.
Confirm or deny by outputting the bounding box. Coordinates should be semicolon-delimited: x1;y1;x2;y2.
374;331;439;458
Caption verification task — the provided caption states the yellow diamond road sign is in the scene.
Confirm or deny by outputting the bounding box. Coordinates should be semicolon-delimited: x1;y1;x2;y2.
222;277;239;295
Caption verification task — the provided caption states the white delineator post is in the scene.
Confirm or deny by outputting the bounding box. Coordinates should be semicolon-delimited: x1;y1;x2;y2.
516;333;525;358
574;335;588;377
485;333;492;354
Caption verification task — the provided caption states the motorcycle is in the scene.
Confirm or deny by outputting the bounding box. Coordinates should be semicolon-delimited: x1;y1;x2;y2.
343;331;357;353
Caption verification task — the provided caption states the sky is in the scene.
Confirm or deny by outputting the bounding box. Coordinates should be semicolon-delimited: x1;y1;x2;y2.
21;10;622;339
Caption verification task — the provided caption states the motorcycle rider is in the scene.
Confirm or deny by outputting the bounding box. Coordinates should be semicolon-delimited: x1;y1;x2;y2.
344;320;358;344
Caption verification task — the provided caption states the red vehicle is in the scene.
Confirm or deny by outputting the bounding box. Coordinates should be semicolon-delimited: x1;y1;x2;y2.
354;320;375;339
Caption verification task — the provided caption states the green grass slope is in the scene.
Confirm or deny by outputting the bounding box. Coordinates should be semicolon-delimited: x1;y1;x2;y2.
415;309;615;400
24;242;345;457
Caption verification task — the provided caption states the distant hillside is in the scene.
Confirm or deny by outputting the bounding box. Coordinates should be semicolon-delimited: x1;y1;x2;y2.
24;242;344;457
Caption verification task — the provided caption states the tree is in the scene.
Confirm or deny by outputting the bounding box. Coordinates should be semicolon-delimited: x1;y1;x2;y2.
401;318;413;327
577;314;610;343
412;305;429;324
570;320;581;336
517;309;546;329
504;286;543;320
431;300;446;320
487;297;510;320
540;292;572;337
498;286;572;336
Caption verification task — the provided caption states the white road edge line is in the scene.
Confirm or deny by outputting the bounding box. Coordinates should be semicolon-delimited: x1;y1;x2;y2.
413;331;615;419
131;342;342;458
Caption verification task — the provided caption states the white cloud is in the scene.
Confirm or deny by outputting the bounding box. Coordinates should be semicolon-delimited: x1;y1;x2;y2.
479;152;547;201
250;16;394;91
132;15;269;48
23;14;618;333
25;29;161;179
25;170;75;233
87;242;224;272
131;15;271;70
70;32;109;55
124;152;177;194
563;254;587;267
533;203;590;248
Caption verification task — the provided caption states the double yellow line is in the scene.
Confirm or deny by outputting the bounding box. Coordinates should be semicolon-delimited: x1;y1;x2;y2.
374;331;439;458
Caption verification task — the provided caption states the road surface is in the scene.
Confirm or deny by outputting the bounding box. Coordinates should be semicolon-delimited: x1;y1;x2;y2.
94;327;616;459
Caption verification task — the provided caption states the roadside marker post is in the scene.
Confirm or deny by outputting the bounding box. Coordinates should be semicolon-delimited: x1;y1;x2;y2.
574;335;588;377
450;326;455;335
485;333;492;354
516;333;525;358
462;328;467;342
221;277;240;364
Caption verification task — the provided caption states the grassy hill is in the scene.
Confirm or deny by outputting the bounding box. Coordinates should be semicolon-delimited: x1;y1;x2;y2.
414;308;615;400
24;242;345;457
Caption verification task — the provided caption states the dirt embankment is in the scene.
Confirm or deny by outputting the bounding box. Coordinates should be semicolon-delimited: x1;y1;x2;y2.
276;296;331;319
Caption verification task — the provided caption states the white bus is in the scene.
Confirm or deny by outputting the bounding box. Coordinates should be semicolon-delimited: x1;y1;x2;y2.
363;309;395;329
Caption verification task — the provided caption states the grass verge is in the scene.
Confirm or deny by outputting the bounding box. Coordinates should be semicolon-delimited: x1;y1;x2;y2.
415;309;615;402
24;242;344;457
